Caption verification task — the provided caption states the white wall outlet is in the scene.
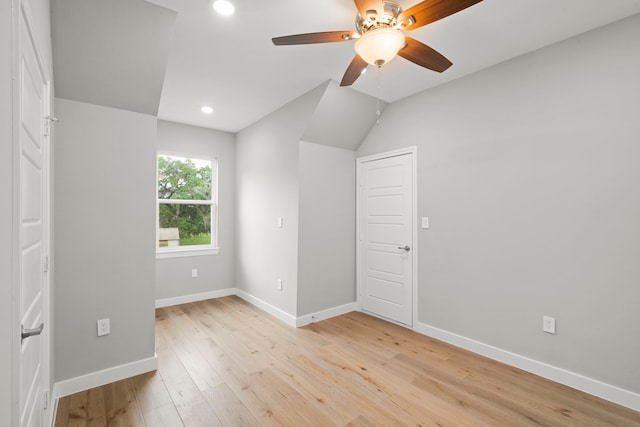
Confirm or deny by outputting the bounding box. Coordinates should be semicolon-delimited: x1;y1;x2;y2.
97;318;110;337
543;316;556;334
277;279;283;290
191;268;198;278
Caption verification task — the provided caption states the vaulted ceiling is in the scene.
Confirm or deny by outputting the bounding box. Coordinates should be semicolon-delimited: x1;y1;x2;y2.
52;0;640;133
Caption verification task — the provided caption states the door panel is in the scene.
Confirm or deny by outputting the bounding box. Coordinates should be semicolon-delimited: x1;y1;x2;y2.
367;251;404;276
367;277;404;305
18;5;49;426
359;153;414;326
368;194;403;216
367;223;404;245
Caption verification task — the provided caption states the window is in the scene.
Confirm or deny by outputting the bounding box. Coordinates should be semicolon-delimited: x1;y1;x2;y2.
156;154;218;257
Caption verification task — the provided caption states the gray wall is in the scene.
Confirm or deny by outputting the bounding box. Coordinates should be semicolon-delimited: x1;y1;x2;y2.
235;84;326;315
54;98;157;381
1;0;14;421
297;141;356;316
155;120;236;300
357;14;640;393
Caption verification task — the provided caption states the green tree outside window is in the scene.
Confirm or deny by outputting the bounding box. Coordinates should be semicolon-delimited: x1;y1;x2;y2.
157;155;215;248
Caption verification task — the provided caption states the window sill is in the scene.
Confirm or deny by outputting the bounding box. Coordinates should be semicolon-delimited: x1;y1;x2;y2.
156;247;220;259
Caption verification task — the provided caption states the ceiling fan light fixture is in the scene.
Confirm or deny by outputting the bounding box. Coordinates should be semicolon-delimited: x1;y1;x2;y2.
354;28;405;66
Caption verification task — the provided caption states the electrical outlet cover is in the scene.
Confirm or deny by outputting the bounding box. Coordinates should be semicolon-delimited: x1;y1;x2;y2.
543;316;556;334
97;318;110;337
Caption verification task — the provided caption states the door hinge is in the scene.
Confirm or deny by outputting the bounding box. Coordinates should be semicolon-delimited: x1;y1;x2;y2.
43;116;58;137
43;391;48;410
43;256;49;273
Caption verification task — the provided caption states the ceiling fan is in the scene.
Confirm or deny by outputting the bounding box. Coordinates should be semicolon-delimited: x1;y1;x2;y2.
272;0;483;87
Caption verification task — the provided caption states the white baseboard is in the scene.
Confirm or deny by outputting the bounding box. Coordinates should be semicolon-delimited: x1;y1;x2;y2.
414;322;640;412
50;354;157;426
155;288;236;308
156;288;356;329
234;290;298;327
296;302;358;327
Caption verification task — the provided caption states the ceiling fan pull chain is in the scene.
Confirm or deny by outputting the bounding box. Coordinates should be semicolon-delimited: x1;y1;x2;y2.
376;65;382;126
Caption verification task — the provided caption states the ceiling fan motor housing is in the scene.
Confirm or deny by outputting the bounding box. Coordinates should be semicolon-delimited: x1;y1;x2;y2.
355;0;403;34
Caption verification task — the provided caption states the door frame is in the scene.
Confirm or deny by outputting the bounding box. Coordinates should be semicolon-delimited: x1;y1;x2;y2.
11;0;53;424
356;146;418;328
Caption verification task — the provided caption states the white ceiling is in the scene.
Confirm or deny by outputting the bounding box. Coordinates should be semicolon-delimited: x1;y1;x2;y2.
54;0;640;133
147;0;640;133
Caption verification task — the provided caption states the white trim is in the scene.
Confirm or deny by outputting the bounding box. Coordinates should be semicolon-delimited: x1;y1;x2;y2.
357;146;418;164
295;302;358;327
155;288;236;308
156;247;220;259
414;322;640;412
10;1;20;424
234;290;298;327
356;146;418;327
158;199;212;206
50;354;158;425
51;355;157;399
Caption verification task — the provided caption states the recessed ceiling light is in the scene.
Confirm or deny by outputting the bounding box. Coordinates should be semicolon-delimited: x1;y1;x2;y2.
213;0;235;16
201;106;214;114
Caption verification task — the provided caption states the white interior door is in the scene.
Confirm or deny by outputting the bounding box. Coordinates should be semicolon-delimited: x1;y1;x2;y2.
358;152;414;326
18;4;51;426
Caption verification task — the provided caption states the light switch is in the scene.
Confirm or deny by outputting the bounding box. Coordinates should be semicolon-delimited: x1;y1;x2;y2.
421;217;429;229
277;217;283;228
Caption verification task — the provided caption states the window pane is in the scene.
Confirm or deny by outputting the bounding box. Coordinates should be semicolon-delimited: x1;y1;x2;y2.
158;155;212;200
158;203;212;247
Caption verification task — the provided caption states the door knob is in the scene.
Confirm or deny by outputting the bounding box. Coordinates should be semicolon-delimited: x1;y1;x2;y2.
21;323;44;343
397;245;411;251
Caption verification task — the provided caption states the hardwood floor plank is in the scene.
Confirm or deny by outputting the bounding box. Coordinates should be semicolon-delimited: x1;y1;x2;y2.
202;383;261;427
54;297;640;427
102;378;145;426
156;343;205;410
126;372;172;411
54;394;70;426
242;368;337;426
176;398;223;427
410;373;558;426
139;402;184;427
268;355;362;425
67;391;88;427
85;387;106;426
305;316;401;361
159;305;225;390
279;354;411;425
343;311;455;360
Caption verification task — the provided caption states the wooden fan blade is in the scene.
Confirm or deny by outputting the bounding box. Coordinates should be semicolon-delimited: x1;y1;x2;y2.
398;37;452;73
272;31;354;45
399;0;482;31
354;0;383;19
340;55;368;87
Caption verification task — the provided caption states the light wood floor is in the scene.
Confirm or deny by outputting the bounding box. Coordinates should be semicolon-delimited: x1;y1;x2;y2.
54;296;640;426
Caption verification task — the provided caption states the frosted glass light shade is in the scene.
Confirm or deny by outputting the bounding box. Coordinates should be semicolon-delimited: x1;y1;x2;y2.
354;28;406;66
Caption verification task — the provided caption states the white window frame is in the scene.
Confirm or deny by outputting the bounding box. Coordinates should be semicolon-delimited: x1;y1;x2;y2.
156;152;219;259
